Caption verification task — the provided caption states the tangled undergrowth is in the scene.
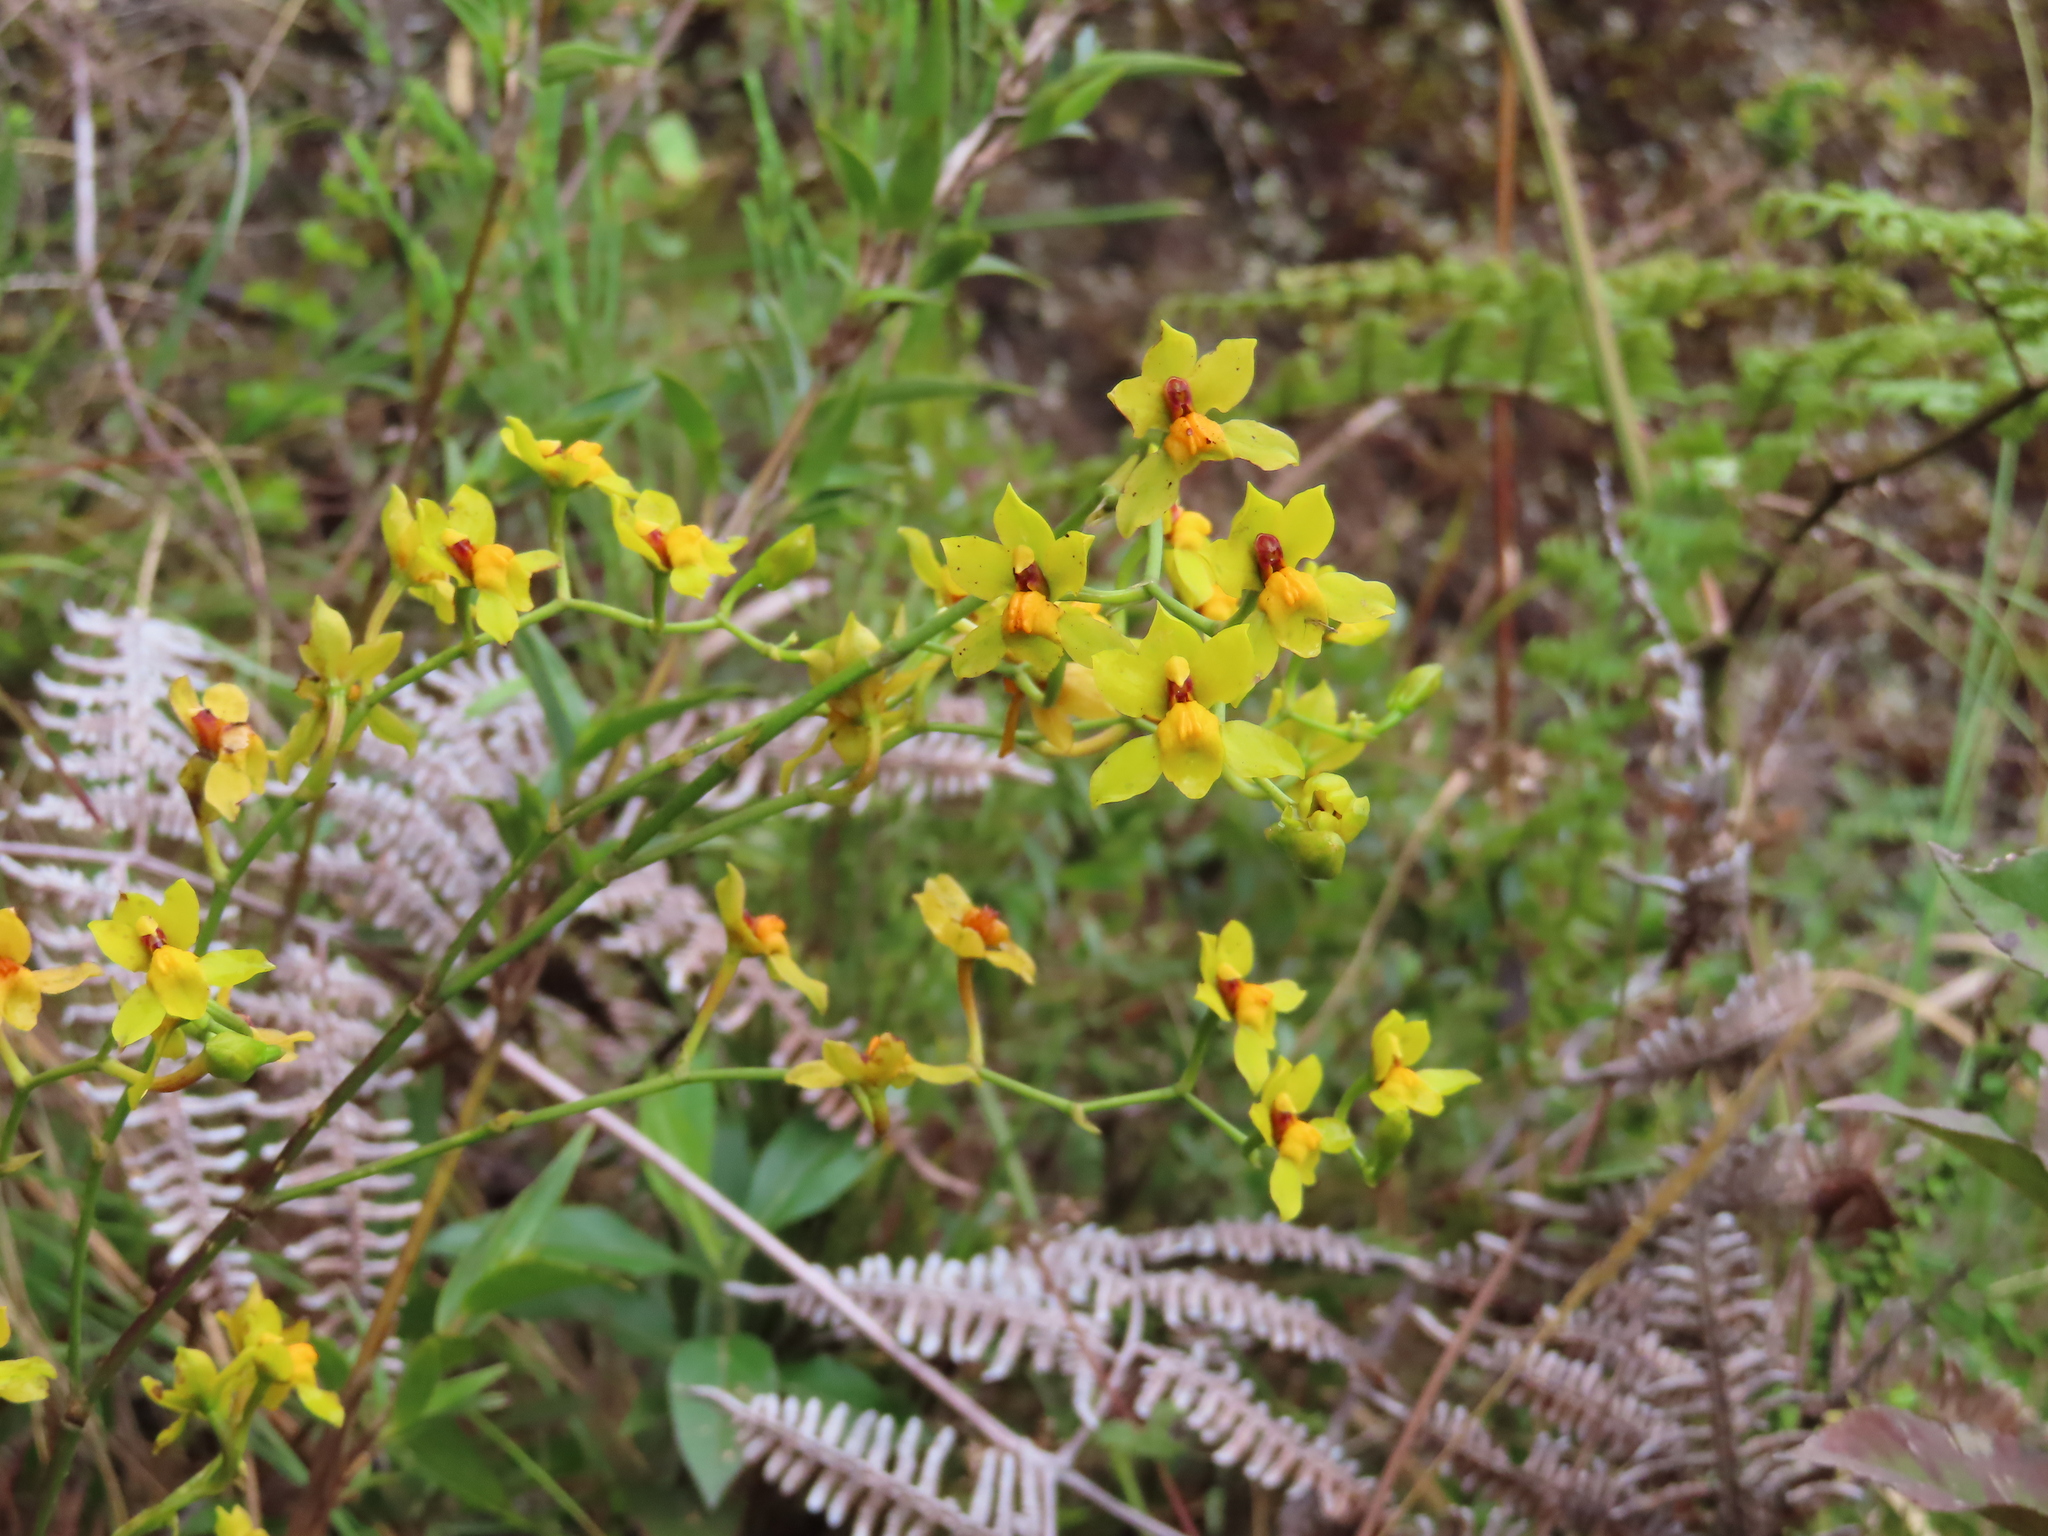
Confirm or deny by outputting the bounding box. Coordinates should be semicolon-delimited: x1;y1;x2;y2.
8;2;2048;1534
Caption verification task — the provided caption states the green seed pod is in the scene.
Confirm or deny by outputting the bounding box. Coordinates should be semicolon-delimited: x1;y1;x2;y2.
1388;663;1444;715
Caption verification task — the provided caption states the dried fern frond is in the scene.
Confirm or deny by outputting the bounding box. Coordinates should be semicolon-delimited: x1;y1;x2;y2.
1410;1306;1685;1462
1126;1218;1431;1280
1404;1400;1663;1536
20;603;221;843
728;1249;1110;1386
698;1388;1046;1536
1836;1299;2038;1438
1568;953;1815;1089
1132;1342;1374;1521
1102;1266;1366;1370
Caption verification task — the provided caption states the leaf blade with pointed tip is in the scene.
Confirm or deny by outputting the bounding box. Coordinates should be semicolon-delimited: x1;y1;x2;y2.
1820;1092;2048;1214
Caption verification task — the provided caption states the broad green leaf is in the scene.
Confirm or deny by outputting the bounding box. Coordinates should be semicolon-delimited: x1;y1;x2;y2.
658;369;725;491
667;1334;778;1508
399;1418;508;1511
542;1206;685;1277
436;1126;592;1334
1800;1406;2048;1535
1821;1093;2048;1214
744;1117;869;1230
458;1257;618;1318
1933;844;2048;977
640;1083;729;1270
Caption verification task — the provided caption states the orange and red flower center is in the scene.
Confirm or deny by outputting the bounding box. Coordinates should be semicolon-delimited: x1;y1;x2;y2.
189;708;229;755
645;527;673;568
1217;975;1242;1012
1163;377;1194;419
446;538;478;578
1013;560;1050;597
0;955;19;982
1253;532;1287;581
1268;1094;1324;1162
1165;670;1197;707
745;911;790;954
962;905;1011;948
139;927;165;955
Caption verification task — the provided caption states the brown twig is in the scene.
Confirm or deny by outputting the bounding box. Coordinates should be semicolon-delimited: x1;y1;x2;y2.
1351;1093;1609;1536
1490;44;1522;800
1726;375;2048;640
0;684;103;829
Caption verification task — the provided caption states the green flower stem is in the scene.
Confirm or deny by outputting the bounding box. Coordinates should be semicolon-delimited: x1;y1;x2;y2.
196;795;302;950
77;597;987;1414
560;595;721;635
195;822;227;884
973;1079;1041;1223
1180;1089;1250;1148
64;1030;166;1383
957;959;985;1068
1144;582;1218;633
108;1444;241;1536
1144;514;1165;584
1077;584;1151;605
1251;776;1296;814
649;565;667;633
0;1054;107;1174
272;1066;790;1206
716;613;809;663
1078;1086;1182;1113
676;951;742;1070
1333;1069;1377;1122
546;486;572;600
977;1066;1079;1116
1277;706;1377;743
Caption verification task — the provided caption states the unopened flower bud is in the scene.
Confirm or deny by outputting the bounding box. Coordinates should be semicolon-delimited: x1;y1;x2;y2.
203;1032;284;1083
1388;663;1443;715
1298;773;1370;842
1266;819;1347;881
754;524;817;589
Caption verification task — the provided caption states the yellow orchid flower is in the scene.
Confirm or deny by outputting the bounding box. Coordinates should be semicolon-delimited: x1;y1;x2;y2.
0;908;99;1033
785;1032;976;1133
275;597;416;780
1106;322;1299;534
428;487;561;645
169;678;269;824
901;526;970;605
915;875;1035;982
1028;664;1125;758
940;487;1126;678
713;863;827;1013
500;416;633;494
88;881;273;1046
1163;506;1238;622
799;612;944;786
611;488;746;598
1088;610;1300;804
216;1508;258;1536
0;1306;55;1404
1267;679;1367;778
1207;485;1397;672
251;1027;315;1064
223;1283;344;1427
141;1346;222;1449
1193;920;1307;1089
380;485;460;622
1247;1055;1354;1222
1369;1011;1479;1118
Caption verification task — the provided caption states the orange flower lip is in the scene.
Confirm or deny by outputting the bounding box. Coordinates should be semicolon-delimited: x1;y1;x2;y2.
190;708;228;755
961;904;1011;947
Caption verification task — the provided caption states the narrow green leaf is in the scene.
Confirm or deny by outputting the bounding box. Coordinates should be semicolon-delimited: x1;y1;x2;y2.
883;116;944;232
436;1126;593;1334
1821;1092;2048;1214
539;39;648;84
1933;844;2048;977
744;1117;869;1230
657;369;725;489
817;124;882;219
511;626;593;766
